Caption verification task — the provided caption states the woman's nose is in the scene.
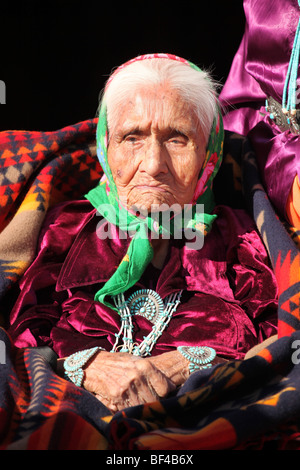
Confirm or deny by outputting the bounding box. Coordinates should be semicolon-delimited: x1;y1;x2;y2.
139;139;168;176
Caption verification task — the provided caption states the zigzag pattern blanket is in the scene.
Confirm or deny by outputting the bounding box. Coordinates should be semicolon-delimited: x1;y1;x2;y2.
0;119;100;322
0;120;300;450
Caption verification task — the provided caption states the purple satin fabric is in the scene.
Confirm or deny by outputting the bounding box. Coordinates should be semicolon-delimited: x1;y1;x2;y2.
8;200;278;360
219;0;300;219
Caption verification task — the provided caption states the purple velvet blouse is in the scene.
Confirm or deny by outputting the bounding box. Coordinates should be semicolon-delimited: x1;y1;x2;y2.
219;0;300;219
8;200;278;359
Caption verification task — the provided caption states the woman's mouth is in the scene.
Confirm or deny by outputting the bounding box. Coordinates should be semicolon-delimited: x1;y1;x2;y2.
134;185;168;192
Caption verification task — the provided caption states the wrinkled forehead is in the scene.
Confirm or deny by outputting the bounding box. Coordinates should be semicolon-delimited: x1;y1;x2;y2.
111;86;200;136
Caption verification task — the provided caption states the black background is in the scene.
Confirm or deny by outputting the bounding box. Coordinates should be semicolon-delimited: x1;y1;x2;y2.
0;0;245;132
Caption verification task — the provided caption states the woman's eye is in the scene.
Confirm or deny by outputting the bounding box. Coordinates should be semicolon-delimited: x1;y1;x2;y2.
169;137;186;146
168;132;188;146
124;134;139;143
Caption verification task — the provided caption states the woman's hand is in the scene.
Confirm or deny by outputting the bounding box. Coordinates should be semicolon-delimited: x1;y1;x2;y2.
82;350;177;412
58;348;227;413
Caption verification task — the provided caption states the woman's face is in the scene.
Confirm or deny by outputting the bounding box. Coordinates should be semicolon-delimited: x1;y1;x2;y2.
107;85;206;213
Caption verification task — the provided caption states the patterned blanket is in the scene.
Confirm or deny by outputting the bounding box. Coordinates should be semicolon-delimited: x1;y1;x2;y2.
0;120;300;450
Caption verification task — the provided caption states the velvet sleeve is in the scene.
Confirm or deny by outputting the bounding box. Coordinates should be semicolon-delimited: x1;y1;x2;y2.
8;200;95;350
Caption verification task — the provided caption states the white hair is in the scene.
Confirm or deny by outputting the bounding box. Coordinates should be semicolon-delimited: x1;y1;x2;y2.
100;58;219;143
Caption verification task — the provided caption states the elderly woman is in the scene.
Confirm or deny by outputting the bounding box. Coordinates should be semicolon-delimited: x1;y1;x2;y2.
8;53;278;413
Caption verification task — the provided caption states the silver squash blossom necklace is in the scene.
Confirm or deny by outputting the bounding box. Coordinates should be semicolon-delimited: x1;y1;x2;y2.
112;288;183;356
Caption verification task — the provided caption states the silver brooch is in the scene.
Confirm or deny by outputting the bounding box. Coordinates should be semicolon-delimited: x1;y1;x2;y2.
265;96;300;134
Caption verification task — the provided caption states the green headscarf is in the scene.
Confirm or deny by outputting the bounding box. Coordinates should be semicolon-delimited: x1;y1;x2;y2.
85;53;224;308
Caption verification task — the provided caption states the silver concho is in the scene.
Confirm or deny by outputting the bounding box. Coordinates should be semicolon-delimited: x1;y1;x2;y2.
265;96;300;134
127;288;164;324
